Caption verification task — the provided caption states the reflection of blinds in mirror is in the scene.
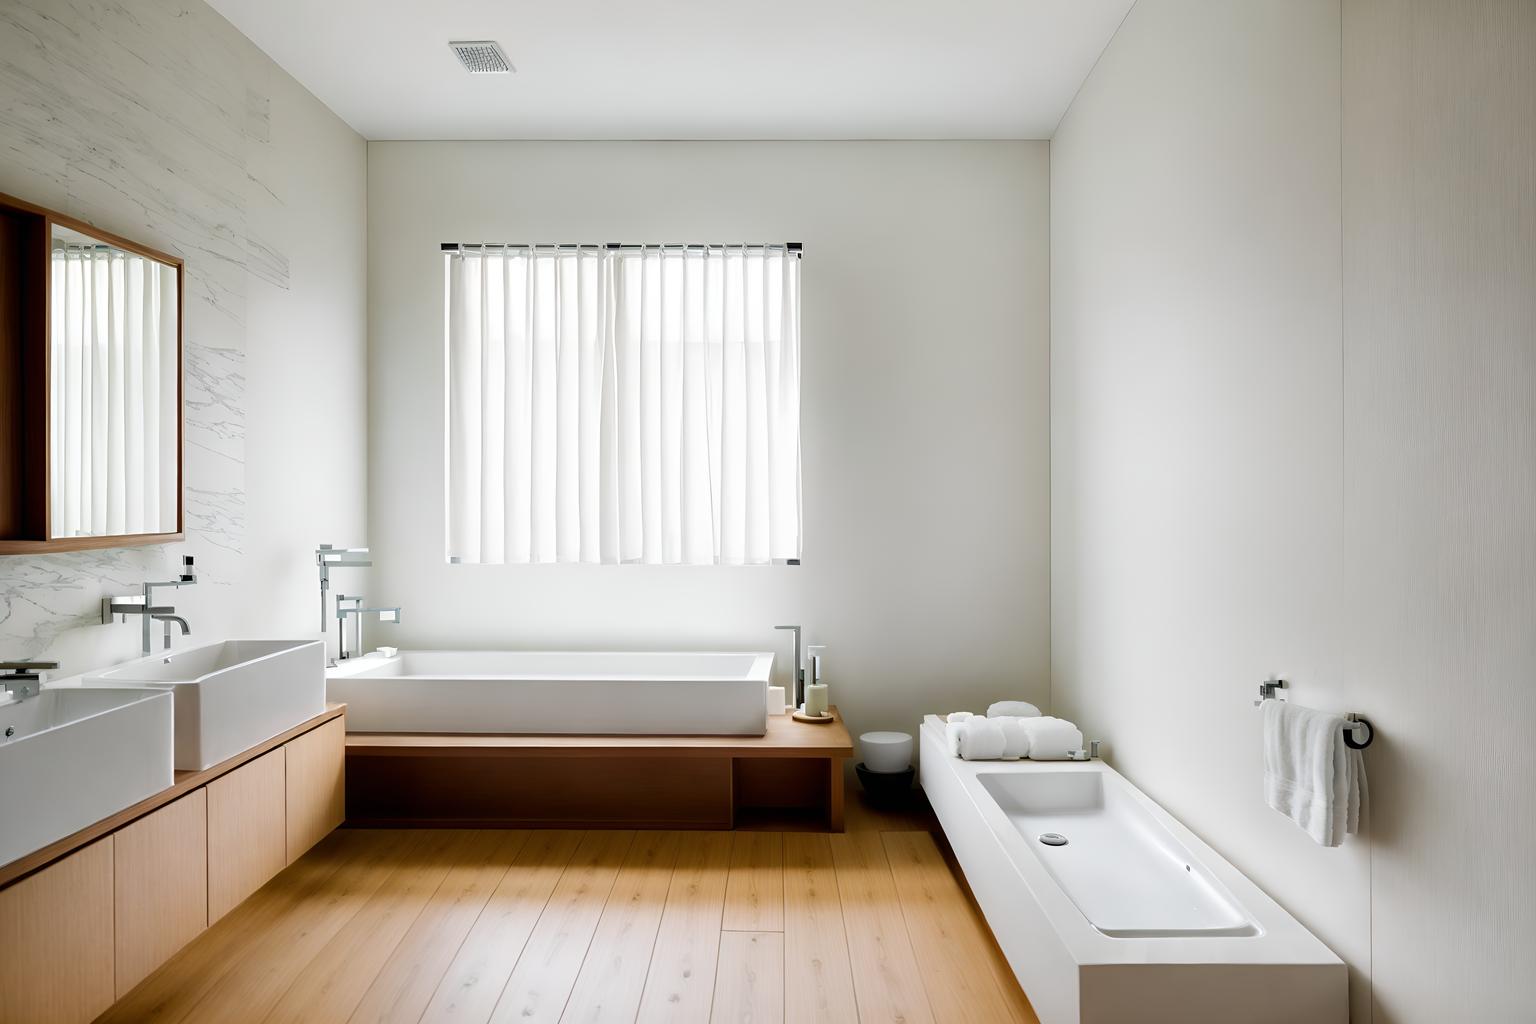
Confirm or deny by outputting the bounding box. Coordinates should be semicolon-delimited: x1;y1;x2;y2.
49;246;178;537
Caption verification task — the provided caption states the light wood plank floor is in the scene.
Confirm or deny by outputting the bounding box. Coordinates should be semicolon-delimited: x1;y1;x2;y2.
98;794;1037;1024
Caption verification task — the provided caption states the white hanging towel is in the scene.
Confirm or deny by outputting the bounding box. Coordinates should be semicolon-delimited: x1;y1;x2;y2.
1263;701;1367;847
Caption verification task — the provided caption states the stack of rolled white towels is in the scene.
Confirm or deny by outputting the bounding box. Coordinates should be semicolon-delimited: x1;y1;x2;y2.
944;702;1084;761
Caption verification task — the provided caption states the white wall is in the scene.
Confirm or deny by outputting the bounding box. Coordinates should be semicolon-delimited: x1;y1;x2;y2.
0;0;368;672
367;141;1051;743
1050;0;1366;1012
1052;0;1536;1020
1341;2;1536;1019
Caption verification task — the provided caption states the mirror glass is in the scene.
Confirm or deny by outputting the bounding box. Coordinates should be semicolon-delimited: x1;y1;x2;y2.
48;224;179;538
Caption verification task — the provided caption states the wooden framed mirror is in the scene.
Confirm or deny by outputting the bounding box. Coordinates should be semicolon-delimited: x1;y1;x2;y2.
0;191;183;554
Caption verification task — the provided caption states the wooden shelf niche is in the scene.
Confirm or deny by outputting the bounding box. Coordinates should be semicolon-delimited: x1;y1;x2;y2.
345;707;855;832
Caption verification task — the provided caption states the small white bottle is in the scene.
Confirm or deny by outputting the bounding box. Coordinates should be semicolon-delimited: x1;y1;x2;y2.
804;645;829;717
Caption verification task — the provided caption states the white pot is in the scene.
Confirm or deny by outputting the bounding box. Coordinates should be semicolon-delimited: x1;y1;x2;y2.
860;730;913;773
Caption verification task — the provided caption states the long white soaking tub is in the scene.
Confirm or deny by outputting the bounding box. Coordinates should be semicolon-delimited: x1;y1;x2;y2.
327;650;773;736
919;716;1346;1024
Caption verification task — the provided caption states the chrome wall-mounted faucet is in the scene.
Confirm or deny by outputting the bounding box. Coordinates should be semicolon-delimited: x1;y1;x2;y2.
0;661;58;702
102;556;196;656
336;594;400;661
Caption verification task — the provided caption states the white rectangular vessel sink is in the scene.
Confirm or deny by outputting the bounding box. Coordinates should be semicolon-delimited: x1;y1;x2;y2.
90;640;325;770
0;688;173;867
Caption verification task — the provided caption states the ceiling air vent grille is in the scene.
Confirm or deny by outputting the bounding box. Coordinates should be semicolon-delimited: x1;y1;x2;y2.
449;41;514;75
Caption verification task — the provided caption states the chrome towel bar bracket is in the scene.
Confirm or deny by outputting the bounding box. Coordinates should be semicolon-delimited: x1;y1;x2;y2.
1254;676;1288;705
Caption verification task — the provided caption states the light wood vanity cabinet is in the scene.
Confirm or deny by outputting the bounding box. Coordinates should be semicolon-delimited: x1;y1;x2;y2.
0;838;116;1024
113;789;208;996
207;747;288;922
0;708;345;1023
285;716;345;863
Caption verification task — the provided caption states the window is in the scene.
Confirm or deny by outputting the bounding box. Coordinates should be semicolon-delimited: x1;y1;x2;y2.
445;243;801;565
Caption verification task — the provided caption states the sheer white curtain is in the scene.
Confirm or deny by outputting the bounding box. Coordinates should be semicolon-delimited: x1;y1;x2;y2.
446;244;801;565
49;246;178;537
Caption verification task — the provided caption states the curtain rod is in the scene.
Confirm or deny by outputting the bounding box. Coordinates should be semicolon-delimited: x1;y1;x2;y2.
442;242;801;255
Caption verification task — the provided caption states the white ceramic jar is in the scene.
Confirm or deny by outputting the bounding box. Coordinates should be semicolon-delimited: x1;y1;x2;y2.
860;730;914;773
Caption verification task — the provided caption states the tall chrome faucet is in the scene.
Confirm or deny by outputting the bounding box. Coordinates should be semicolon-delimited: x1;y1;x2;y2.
102;555;197;657
317;545;372;665
774;625;806;708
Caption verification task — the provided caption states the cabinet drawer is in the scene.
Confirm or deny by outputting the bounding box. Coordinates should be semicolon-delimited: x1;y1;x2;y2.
286;716;345;862
207;747;286;921
0;838;115;1024
113;789;208;996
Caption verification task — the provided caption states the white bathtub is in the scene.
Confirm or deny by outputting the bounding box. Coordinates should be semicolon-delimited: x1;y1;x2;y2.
919;716;1346;1024
327;650;772;736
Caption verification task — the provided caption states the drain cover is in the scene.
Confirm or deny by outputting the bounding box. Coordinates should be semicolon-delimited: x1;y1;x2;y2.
1038;833;1068;847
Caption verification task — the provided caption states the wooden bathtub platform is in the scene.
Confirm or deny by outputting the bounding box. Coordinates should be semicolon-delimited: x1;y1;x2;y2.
344;707;855;831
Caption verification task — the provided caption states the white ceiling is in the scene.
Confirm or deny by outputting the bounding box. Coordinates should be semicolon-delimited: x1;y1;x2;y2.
206;0;1133;141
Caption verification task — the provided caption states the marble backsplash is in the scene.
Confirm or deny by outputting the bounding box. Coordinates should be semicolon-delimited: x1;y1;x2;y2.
0;0;304;667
